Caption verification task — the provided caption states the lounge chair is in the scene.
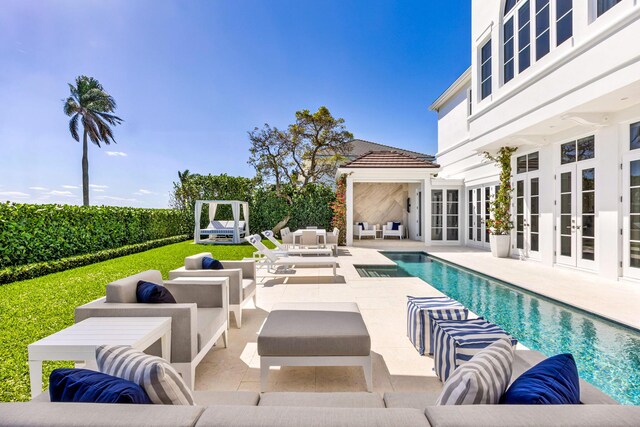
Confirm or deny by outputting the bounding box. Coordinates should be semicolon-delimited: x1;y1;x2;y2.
75;270;229;388
382;222;404;239
261;230;331;256
169;253;257;328
354;222;377;240
245;235;338;279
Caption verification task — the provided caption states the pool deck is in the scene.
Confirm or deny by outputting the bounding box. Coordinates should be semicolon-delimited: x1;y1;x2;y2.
194;242;640;395
354;239;640;330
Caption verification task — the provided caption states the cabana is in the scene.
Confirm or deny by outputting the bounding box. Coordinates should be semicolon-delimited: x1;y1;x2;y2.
194;200;249;244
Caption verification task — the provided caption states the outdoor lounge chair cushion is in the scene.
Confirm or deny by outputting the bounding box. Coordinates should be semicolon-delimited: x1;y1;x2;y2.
501;353;580;405
49;368;151;404
137;281;177;304
96;345;195;406
257;302;370;357
258;392;384;408
202;257;224;270
436;338;515;405
196;308;226;352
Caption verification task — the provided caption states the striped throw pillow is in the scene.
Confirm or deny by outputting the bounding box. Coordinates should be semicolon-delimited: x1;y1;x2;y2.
436;338;514;405
96;345;195;405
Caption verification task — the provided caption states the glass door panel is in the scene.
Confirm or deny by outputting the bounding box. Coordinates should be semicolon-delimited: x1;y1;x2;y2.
557;166;576;266
622;152;640;279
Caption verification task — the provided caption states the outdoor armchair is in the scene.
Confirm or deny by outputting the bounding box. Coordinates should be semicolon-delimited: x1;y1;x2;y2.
382;222;404;239
169;253;257;328
354;222;377;240
75;269;229;388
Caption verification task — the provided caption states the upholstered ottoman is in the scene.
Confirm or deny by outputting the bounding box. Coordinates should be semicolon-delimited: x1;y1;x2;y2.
258;302;372;392
407;296;468;355
433;317;518;382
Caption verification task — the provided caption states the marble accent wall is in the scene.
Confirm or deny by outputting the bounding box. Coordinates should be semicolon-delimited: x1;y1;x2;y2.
353;182;408;227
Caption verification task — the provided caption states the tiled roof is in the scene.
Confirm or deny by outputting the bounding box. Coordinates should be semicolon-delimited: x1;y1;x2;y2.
342;151;439;169
344;139;435;161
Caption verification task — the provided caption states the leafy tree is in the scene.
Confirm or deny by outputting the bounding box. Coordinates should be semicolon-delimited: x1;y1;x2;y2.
246;106;352;232
64;76;123;206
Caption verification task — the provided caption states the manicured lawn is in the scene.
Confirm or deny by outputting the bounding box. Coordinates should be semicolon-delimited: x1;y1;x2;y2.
0;240;273;402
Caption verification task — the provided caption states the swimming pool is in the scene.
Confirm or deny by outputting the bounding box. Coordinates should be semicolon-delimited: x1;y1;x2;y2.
376;252;640;405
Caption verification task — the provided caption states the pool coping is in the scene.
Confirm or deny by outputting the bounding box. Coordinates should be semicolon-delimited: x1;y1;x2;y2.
380;250;640;334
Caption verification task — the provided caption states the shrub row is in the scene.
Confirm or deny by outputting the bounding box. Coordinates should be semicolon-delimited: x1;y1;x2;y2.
0;203;189;269
0;235;188;285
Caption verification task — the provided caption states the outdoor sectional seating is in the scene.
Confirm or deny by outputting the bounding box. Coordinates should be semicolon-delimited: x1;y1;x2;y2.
75;270;229;388
354;222;377;240
169;253;257;328
3;349;634;427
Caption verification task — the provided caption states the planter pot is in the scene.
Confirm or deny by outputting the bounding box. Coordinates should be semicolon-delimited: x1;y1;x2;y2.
490;234;511;258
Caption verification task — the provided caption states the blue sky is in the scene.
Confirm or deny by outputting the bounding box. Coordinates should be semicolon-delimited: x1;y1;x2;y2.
0;0;470;208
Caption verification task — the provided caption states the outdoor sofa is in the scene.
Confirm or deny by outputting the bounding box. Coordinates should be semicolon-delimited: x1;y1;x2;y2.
3;350;638;427
169;253;256;328
75;270;229;388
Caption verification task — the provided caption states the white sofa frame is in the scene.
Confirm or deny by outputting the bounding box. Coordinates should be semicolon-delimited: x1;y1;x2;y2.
354;222;377;240
382;223;404;239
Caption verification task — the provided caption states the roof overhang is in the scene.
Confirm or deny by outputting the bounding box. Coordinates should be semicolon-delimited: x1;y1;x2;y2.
336;166;440;182
429;67;472;112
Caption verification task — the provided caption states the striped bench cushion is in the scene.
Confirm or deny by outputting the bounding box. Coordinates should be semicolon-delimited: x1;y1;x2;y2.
433;318;518;382
407;296;468;355
96;345;195;405
436;338;515;405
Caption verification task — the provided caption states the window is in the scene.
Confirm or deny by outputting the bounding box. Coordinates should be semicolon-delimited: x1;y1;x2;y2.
505;0;519;14
518;1;532;73
516;152;540;173
631;121;640;150
597;0;622;17
432;190;443;241
432;189;459;241
504;18;515;83
447;190;459;241
480;40;492;99
535;0;550;60
556;0;573;45
561;137;595;164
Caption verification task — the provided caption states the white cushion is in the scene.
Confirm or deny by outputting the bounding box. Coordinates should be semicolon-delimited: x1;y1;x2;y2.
436;338;514;405
386;222;393;229
97;345;195;405
363;222;369;230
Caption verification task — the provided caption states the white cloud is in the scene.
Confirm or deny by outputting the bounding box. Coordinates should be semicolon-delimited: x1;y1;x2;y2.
134;189;157;195
28;186;48;191
93;189;106;192
105;151;127;157
47;190;75;197
61;185;79;189
0;191;30;198
90;184;108;189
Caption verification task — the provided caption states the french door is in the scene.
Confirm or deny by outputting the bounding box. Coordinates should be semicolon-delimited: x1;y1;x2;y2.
555;161;596;269
514;172;541;260
623;151;640;279
467;185;497;249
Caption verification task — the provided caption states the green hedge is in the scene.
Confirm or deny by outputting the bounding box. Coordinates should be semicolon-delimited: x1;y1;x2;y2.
0;203;189;269
0;235;188;285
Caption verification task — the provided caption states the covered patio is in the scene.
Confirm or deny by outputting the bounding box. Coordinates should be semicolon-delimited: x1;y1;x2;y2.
337;151;440;246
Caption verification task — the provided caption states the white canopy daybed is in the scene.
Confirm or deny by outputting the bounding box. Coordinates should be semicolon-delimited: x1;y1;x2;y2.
194;200;249;244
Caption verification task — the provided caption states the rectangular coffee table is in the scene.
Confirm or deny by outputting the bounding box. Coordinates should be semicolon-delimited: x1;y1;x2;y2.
28;316;171;398
258;302;371;392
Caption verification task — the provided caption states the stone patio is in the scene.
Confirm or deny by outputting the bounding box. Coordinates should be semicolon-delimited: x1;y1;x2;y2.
194;243;640;393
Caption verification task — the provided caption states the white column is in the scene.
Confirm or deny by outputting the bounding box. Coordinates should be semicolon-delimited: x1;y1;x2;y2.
346;176;354;246
538;146;555;267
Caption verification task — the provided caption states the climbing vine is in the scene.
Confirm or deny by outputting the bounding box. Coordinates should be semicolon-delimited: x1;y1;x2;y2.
484;147;518;235
330;174;348;245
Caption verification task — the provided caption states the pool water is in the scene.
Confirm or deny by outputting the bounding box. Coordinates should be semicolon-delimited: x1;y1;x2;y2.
378;252;640;405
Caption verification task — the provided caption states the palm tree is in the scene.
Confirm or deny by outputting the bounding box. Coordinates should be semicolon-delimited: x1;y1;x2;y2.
64;76;123;206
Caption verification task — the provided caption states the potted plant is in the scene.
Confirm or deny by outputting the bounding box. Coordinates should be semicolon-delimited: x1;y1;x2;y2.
484;147;518;258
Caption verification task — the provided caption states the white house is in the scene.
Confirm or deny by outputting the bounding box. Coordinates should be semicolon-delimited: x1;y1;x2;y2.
339;0;640;282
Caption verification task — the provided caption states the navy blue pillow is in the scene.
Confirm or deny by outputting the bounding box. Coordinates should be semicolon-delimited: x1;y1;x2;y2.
392;222;401;231
136;280;177;304
202;256;224;270
49;368;151;404
501;353;580;404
